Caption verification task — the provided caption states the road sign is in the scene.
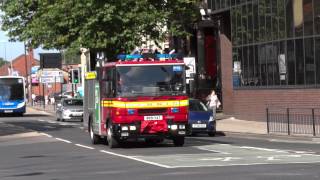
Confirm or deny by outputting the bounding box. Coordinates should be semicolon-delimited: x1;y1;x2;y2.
40;76;63;83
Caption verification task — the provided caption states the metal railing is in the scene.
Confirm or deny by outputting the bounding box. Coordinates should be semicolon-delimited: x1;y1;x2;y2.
266;107;320;136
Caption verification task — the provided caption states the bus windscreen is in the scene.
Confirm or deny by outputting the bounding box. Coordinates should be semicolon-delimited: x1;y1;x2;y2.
0;78;24;101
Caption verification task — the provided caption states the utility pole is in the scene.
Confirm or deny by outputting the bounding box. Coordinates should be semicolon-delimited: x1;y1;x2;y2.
24;42;30;103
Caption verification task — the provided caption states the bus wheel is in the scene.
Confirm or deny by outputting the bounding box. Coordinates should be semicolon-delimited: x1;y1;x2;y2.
107;121;119;148
173;136;185;147
90;121;101;144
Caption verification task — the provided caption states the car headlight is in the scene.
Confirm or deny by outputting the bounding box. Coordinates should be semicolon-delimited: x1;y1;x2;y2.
17;102;25;108
209;116;215;122
63;109;71;114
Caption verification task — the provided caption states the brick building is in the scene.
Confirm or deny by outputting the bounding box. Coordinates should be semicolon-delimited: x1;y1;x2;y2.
0;49;67;98
0;49;38;77
193;0;320;121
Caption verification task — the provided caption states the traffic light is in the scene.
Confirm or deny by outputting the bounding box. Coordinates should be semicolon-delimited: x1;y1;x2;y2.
68;70;72;83
72;69;80;84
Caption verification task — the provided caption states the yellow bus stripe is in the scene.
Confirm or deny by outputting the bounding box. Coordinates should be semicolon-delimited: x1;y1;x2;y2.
101;100;188;108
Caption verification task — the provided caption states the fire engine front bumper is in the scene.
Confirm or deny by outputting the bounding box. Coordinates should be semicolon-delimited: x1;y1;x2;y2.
111;121;186;140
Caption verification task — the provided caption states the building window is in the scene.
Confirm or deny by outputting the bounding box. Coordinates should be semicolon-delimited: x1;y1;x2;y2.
229;0;320;89
315;38;320;84
304;0;313;36
314;1;320;34
305;38;315;85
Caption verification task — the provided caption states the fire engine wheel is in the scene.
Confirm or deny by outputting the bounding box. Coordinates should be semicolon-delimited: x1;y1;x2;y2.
173;136;185;147
107;122;119;149
90;122;101;144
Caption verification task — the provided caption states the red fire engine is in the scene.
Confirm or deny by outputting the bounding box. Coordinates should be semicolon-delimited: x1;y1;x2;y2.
83;53;189;148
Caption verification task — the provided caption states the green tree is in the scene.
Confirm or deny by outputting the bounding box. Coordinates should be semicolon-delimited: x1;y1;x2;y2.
0;57;8;67
0;0;200;58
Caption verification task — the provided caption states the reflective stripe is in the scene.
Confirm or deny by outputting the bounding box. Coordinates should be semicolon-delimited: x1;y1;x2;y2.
101;100;188;108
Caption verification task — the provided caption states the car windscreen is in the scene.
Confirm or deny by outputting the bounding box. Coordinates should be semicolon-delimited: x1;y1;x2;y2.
0;78;24;101
63;99;83;106
189;100;208;111
116;65;186;97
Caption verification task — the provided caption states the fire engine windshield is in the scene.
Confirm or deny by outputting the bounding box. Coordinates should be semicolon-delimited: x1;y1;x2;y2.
116;65;186;96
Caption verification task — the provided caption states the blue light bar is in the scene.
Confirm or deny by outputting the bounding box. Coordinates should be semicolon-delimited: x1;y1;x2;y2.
117;54;142;60
156;54;177;59
117;54;178;61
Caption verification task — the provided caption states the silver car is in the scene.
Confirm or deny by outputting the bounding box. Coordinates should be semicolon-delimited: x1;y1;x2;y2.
56;98;83;122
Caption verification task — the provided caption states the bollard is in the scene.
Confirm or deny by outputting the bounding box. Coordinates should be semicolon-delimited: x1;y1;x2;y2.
287;108;290;135
312;109;316;136
266;108;270;134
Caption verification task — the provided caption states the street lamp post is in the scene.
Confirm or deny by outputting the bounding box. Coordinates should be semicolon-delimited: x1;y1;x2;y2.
0;41;12;75
24;42;30;102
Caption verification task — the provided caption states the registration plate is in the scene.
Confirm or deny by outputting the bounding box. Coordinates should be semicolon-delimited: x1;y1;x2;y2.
72;113;83;117
192;124;207;128
4;110;13;113
144;115;163;121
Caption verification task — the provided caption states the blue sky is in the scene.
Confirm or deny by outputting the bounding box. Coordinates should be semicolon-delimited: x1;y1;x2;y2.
0;30;58;61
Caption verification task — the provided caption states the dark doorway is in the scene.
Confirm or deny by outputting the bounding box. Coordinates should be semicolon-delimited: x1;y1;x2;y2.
195;10;231;110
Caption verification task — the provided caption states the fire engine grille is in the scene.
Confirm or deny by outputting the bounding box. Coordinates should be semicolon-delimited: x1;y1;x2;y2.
138;108;167;115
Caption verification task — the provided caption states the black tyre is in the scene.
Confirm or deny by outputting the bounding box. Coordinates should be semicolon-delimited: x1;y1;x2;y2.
107;121;119;148
208;132;216;137
173;136;185;147
90;121;101;144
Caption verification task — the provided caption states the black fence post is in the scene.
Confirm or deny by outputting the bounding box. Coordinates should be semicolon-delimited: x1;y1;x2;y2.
266;108;270;134
287;108;290;135
312;108;316;136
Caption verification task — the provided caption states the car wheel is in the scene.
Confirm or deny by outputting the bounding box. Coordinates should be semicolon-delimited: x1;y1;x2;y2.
89;121;101;144
107;121;119;148
208;132;216;137
173;136;184;147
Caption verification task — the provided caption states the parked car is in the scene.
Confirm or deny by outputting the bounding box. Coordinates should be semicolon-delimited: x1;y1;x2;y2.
62;91;73;98
187;99;216;136
56;98;83;122
52;93;66;102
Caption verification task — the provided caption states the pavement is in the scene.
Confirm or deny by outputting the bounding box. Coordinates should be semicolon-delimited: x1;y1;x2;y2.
27;104;319;140
27;104;267;134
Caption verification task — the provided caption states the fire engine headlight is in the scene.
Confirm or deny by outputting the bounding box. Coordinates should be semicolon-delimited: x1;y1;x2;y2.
171;124;178;130
129;125;136;131
171;107;179;113
127;109;135;115
121;126;129;131
179;125;185;129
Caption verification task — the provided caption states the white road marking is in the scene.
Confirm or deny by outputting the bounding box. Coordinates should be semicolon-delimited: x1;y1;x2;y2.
199;157;241;161
100;150;172;168
222;157;240;161
47;121;56;124
239;146;286;153
38;119;45;122
75;144;95;150
40;133;52;138
55;138;72;144
200;157;226;161
196;146;231;155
